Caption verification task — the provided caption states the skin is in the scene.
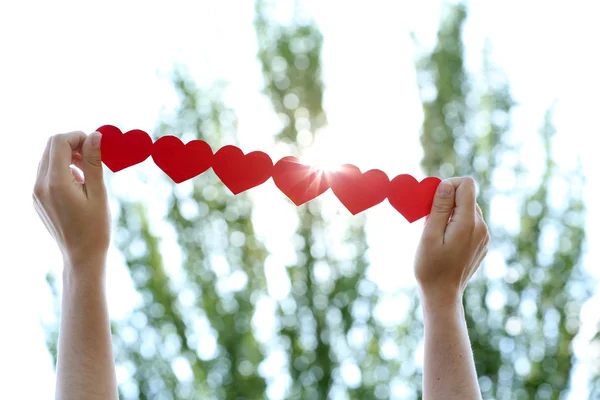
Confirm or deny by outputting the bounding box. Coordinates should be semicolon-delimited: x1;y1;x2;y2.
415;177;489;400
33;131;488;399
33;131;117;400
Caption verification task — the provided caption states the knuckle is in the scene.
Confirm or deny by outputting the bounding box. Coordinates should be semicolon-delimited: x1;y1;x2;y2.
46;135;56;149
479;224;490;244
462;176;476;188
476;217;487;230
433;202;452;214
33;183;45;198
63;131;85;140
33;180;44;193
87;156;102;168
475;204;483;216
481;220;489;233
483;219;490;233
433;207;446;215
48;134;62;149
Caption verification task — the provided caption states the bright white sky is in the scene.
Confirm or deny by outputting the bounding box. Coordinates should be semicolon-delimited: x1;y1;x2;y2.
1;0;599;398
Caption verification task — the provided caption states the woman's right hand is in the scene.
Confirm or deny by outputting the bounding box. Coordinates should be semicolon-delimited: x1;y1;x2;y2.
414;177;489;308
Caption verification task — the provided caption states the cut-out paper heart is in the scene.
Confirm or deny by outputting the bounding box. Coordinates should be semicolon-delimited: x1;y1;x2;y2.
329;164;390;215
388;175;441;222
273;156;330;206
97;125;153;172
152;136;213;183
212;145;273;194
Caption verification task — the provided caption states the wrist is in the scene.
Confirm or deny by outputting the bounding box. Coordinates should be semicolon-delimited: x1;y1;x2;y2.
63;254;107;284
418;286;464;318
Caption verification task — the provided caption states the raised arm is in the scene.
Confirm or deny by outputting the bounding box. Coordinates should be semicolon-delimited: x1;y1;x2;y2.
33;131;117;400
414;177;489;400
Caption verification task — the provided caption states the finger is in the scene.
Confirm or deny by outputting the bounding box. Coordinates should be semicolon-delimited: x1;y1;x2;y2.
72;152;84;171
422;179;455;241
446;176;477;221
37;136;52;181
71;166;84;184
48;132;87;184
476;204;485;224
80;131;106;198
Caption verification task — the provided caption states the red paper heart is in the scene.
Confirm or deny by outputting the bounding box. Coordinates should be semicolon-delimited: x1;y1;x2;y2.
152;136;213;183
273;157;330;206
388;175;441;223
97;125;153;172
212;145;273;194
329;164;390;215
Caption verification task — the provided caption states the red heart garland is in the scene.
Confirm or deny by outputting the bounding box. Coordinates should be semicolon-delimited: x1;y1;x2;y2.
97;125;153;172
329;164;390;215
152;136;213;183
388;175;441;222
97;124;441;222
212;145;273;194
273;156;330;206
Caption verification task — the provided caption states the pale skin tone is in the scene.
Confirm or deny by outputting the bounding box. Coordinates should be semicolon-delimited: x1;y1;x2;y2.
33;131;116;400
416;177;488;399
34;131;488;399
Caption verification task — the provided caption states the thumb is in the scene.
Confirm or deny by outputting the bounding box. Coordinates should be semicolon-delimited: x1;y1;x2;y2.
81;131;106;197
423;179;455;239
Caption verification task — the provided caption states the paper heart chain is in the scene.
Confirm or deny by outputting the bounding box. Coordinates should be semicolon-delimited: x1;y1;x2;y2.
97;125;441;222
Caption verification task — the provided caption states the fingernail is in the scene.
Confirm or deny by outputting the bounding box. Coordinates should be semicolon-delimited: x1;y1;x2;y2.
437;180;452;197
92;132;102;148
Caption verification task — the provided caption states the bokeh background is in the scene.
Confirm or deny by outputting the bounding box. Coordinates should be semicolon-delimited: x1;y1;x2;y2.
1;0;599;399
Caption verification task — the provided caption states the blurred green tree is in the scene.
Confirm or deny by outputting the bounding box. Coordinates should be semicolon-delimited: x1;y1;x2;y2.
253;1;401;399
411;3;590;399
43;1;593;400
112;78;269;399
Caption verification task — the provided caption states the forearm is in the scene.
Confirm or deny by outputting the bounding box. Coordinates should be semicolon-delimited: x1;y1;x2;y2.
56;261;117;400
420;293;481;400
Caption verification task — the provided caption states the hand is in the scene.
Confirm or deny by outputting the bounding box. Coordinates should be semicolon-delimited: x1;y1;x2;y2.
414;177;489;307
33;131;110;274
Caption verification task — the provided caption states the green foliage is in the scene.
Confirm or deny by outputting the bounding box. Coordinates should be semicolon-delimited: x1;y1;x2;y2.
43;272;59;367
42;2;594;399
254;2;401;398
109;76;269;399
414;3;590;399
